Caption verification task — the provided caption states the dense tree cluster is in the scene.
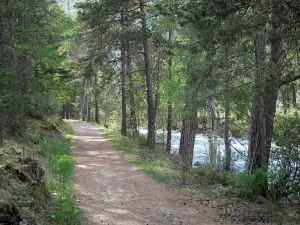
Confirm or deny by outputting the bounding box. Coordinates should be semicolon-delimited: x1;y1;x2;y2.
0;0;75;145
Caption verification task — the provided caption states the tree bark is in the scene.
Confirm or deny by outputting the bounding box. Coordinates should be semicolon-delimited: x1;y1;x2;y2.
264;11;283;169
0;13;4;146
207;92;217;166
224;74;231;171
179;75;198;170
94;73;100;124
61;105;66;119
248;30;267;172
121;9;127;136
87;103;91;122
127;49;137;137
248;0;284;173
81;91;87;121
0;82;3;146
166;30;173;154
139;0;156;148
66;104;70;119
179;100;197;170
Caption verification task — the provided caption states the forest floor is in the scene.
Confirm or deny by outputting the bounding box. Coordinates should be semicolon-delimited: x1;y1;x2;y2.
67;120;240;225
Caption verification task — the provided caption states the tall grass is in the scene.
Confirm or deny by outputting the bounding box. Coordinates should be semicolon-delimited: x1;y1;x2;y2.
38;136;82;225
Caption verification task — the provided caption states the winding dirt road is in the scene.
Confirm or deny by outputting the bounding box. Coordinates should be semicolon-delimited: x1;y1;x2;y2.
67;121;233;225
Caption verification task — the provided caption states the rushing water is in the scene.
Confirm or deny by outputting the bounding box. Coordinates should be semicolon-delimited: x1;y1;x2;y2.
139;129;300;203
139;128;248;173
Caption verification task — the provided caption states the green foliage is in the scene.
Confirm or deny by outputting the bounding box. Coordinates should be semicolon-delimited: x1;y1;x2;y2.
38;138;82;225
229;169;268;200
0;0;76;139
189;166;229;185
273;113;300;150
0;69;15;83
270;114;300;203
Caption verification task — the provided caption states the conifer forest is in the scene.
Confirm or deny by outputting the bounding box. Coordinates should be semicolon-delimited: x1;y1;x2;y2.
0;0;299;224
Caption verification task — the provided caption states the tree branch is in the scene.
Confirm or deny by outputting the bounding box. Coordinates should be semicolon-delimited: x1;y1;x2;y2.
279;74;300;87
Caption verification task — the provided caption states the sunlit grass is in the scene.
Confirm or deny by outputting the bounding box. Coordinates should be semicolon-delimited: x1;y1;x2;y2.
102;129;180;184
38;138;82;225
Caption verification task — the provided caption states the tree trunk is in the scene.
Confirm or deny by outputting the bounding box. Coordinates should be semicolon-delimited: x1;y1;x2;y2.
207;93;217;166
87;103;91;122
179;80;198;170
248;1;283;173
264;13;283;169
61;105;66;119
224;74;231;171
121;10;127;136
127;49;137;137
0;121;3;146
94;73;100;124
139;0;156;148
291;82;297;107
248;30;267;173
81;91;87;121
0;82;3;146
66;104;70;119
0;14;4;146
166;30;173;154
179;103;197;170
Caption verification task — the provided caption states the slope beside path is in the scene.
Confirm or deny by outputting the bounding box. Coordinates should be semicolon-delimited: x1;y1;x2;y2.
67;120;234;225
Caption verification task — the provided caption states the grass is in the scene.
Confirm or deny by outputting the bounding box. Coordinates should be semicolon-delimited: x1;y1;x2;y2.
102;128;180;184
0;117;82;225
37;136;82;225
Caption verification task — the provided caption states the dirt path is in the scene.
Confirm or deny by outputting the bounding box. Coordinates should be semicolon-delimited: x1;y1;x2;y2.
67;121;234;225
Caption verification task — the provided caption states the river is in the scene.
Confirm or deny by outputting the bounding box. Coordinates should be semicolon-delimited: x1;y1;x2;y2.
139;128;248;173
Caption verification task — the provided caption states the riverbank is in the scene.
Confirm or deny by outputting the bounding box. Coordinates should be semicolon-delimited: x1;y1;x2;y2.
100;126;299;224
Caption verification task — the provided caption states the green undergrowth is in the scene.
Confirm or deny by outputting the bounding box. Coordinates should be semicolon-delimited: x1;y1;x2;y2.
188;165;268;200
38;137;82;225
102;128;180;184
0;117;82;225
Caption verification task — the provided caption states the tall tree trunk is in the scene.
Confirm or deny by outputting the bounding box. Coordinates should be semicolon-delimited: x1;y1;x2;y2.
0;120;3;146
0;14;4;146
224;73;231;171
264;9;283;169
248;30;267;173
87;102;91;122
61;105;66;119
0;82;3;146
207;93;217;166
121;10;127;136
81;91;87;121
127;49;137;137
66;104;70;119
179;99;197;170
166;30;173;154
291;82;297;108
139;0;156;148
94;73;100;124
248;1;283;174
179;76;198;170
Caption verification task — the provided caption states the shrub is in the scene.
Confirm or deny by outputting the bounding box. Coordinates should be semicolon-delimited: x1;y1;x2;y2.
229;168;268;200
270;113;300;203
189;165;230;185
